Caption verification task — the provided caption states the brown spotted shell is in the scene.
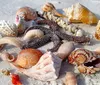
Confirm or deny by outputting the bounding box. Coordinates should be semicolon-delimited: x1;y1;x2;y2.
16;6;38;21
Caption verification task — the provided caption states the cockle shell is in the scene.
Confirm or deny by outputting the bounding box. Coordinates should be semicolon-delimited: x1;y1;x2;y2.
16;6;37;21
63;3;98;24
0;20;18;37
95;20;100;40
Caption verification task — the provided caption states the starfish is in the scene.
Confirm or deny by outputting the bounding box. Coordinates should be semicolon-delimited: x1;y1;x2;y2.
22;19;90;52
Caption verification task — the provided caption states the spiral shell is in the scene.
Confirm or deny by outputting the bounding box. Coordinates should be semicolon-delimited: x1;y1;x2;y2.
16;6;37;21
0;20;18;37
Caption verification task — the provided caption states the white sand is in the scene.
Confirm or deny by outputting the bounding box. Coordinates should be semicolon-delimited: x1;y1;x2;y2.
0;0;100;85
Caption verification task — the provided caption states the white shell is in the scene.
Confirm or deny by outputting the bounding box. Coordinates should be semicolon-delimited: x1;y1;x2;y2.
0;20;18;37
76;29;84;36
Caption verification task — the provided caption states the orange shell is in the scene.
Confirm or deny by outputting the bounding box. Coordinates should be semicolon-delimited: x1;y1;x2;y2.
16;7;37;21
16;48;43;69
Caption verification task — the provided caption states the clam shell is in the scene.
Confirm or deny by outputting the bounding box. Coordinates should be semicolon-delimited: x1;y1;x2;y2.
0;20;18;37
16;6;37;21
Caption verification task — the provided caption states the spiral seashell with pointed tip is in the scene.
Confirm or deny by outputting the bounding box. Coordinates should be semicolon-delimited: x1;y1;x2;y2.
42;2;66;18
0;20;18;37
63;3;98;24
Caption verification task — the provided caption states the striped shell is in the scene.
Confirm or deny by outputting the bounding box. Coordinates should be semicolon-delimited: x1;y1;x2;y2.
68;48;97;65
63;3;98;24
0;20;18;37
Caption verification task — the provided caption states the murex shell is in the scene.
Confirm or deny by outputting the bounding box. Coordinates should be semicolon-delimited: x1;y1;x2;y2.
0;20;18;37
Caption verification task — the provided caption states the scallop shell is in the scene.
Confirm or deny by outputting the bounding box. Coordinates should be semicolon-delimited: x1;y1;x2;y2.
0;20;18;37
63;3;98;24
16;6;37;21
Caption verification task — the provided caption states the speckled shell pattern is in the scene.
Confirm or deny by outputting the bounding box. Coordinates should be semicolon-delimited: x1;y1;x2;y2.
0;20;18;37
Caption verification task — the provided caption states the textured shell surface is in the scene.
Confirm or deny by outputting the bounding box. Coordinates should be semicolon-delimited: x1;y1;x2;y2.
0;20;18;37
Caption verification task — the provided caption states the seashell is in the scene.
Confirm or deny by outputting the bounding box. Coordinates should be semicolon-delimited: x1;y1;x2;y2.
68;48;97;65
43;12;85;37
95;20;100;40
23;29;44;40
56;42;75;60
42;2;66;17
63;3;98;24
15;48;43;69
76;29;84;36
64;72;77;85
68;48;100;74
16;6;37;21
0;20;18;37
0;37;22;48
0;52;15;62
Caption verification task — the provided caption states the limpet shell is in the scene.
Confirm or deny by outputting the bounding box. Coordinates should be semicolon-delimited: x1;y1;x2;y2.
0;20;18;37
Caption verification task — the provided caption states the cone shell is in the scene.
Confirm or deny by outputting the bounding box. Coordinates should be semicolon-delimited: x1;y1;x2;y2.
95;20;100;40
16;48;43;69
16;6;37;21
0;20;18;37
63;3;98;24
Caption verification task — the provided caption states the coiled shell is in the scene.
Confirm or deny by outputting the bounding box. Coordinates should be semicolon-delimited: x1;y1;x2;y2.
0;20;18;37
16;6;37;21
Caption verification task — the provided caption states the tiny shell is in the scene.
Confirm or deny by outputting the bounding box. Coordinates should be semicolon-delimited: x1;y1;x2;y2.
76;29;84;36
0;20;18;37
16;6;37;21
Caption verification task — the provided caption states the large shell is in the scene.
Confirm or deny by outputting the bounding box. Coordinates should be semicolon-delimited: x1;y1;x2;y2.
63;3;98;24
16;6;37;21
0;20;18;37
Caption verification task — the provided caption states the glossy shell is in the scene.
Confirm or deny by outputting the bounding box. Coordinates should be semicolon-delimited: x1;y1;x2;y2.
0;20;18;37
16;6;37;21
16;48;43;69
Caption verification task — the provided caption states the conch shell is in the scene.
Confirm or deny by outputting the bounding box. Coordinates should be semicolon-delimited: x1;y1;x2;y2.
16;6;37;21
10;52;62;81
68;48;100;74
0;20;18;37
95;20;100;40
63;3;98;24
42;2;66;18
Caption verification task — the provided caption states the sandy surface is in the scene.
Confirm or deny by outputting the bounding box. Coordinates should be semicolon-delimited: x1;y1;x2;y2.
0;0;100;85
